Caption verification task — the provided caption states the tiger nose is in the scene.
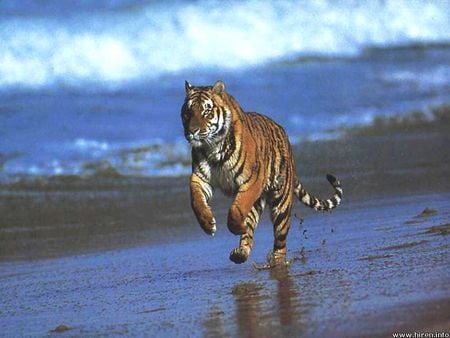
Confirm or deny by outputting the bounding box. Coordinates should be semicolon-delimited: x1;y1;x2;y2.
187;128;200;141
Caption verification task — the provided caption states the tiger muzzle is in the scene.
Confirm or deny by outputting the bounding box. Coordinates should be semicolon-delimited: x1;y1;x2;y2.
185;129;201;143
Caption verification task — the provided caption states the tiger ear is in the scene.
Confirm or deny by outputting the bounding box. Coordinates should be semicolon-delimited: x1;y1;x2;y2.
185;80;193;94
212;80;225;95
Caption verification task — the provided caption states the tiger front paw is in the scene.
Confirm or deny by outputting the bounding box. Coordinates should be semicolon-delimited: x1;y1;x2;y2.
227;205;246;235
200;217;216;236
229;247;249;264
195;208;217;236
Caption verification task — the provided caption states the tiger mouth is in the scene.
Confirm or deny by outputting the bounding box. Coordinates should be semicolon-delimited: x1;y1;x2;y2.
185;130;214;142
185;133;208;147
189;140;203;147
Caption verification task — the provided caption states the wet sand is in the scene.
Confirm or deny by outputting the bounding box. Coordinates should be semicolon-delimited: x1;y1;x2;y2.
1;131;450;336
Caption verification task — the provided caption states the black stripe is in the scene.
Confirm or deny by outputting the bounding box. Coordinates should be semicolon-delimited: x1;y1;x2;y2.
255;202;264;214
197;165;209;180
216;110;229;138
234;152;247;178
274;207;289;224
236;205;244;221
241;234;250;241
274;242;286;250
272;193;284;207
311;197;323;210
300;187;307;197
279;156;286;173
221;130;236;163
248;223;255;232
230;139;243;170
269;151;277;184
277;233;288;242
238;174;252;187
330;196;338;206
247;209;256;223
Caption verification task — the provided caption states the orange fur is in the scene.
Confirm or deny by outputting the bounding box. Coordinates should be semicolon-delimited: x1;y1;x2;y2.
181;80;342;264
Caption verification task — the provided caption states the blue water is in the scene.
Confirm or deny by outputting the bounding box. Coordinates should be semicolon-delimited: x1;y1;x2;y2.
0;0;449;179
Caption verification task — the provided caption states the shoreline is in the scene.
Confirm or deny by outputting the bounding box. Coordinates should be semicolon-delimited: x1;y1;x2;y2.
1;124;449;262
1;104;449;184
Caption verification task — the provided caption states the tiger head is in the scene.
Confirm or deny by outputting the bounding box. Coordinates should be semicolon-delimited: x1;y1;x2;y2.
181;80;231;147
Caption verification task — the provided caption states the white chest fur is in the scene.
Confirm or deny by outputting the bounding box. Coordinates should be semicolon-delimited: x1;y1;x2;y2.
211;165;238;196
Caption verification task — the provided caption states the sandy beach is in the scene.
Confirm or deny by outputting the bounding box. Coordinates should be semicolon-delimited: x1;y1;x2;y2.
1;127;449;337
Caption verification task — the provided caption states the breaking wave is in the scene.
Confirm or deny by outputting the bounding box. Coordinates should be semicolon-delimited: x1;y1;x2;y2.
1;0;449;89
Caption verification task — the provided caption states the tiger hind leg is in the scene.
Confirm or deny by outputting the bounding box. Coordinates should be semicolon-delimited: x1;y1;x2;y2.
229;198;266;264
268;188;293;265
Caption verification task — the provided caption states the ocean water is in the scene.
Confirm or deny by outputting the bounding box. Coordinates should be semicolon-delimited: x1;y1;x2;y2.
0;0;449;180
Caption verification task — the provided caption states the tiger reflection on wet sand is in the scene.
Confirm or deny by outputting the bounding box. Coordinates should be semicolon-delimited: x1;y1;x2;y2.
181;80;342;265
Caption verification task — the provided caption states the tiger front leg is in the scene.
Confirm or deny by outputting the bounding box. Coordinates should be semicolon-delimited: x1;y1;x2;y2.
229;198;265;264
190;172;216;236
227;178;265;235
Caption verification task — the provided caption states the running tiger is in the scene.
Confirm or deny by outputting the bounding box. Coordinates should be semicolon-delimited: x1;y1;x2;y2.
181;80;343;264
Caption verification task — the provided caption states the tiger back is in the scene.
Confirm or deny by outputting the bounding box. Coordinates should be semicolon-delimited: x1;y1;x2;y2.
181;80;342;265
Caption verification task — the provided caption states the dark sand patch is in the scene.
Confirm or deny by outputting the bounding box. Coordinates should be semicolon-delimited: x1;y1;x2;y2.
375;224;398;231
348;297;450;337
231;282;264;296
404;207;439;225
404;219;423;225
336;104;450;137
423;223;450;236
138;308;166;314
358;254;394;261
292;270;322;277
50;324;71;333
380;240;428;251
415;207;439;218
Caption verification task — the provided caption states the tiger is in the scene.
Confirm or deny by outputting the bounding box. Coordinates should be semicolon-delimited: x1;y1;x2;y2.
181;80;343;265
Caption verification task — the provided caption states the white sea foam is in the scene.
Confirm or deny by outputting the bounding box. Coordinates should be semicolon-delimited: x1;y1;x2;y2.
73;138;110;151
378;66;450;90
0;0;449;89
2;138;192;178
